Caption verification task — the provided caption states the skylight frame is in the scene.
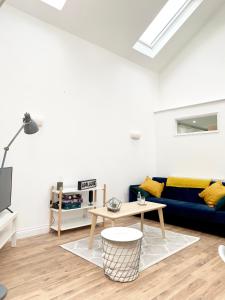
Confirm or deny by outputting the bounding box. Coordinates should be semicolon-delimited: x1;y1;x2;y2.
40;0;67;10
133;0;204;58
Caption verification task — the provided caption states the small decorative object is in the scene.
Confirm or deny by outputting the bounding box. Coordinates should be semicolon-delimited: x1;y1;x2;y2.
78;179;97;190
57;182;63;190
88;191;93;206
138;196;146;206
107;197;122;212
137;191;141;202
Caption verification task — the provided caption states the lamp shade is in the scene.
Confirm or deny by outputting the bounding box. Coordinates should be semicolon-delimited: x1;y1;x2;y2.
23;113;39;134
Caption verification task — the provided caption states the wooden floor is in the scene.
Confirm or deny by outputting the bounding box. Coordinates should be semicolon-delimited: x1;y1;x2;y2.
0;217;225;300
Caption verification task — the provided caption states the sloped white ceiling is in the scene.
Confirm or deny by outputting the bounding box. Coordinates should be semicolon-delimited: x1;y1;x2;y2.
7;0;225;71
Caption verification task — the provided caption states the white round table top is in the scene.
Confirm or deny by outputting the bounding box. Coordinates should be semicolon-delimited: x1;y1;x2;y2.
101;227;143;242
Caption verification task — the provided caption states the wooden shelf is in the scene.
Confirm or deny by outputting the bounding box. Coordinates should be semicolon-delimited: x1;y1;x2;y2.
51;205;96;213
50;216;102;231
52;186;105;194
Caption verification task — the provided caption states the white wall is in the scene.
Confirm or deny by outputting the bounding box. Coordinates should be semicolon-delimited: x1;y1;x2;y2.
155;101;225;179
159;3;225;109
0;5;158;237
155;3;225;180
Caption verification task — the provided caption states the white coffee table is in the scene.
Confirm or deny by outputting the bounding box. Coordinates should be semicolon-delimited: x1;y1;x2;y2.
88;201;166;249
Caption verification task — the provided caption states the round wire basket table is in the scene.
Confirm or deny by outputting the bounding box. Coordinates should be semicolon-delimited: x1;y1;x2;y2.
101;227;143;282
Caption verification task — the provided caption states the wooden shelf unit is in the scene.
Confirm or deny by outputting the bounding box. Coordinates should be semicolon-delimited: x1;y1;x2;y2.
49;184;106;237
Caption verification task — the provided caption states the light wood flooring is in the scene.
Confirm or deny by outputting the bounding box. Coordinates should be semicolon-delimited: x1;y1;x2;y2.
0;217;225;300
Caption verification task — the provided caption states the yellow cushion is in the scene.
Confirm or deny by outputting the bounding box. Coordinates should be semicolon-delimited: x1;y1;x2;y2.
199;181;225;207
139;177;164;198
166;177;211;189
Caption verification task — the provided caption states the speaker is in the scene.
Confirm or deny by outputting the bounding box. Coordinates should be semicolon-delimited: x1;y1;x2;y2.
89;191;93;205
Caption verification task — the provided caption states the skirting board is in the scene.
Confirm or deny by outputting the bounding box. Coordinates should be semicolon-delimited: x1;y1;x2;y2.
16;224;49;239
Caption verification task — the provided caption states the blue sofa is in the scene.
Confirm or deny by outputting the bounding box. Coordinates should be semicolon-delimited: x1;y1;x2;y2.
129;177;225;235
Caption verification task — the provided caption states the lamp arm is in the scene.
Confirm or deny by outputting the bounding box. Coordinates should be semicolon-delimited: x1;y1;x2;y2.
0;0;7;8
1;124;25;168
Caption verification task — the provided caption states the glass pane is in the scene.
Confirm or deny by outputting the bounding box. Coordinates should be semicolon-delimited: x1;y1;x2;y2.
140;0;187;47
177;114;218;134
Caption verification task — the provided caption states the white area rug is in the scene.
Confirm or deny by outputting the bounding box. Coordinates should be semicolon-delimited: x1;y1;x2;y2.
61;223;199;271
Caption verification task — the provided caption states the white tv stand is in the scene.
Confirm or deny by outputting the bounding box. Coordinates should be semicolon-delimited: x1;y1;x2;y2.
0;210;17;249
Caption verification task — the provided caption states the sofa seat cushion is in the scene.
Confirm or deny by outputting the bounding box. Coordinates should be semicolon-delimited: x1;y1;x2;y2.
211;210;225;225
146;197;215;222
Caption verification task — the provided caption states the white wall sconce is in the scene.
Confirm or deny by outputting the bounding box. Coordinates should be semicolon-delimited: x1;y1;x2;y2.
33;115;44;128
130;131;142;140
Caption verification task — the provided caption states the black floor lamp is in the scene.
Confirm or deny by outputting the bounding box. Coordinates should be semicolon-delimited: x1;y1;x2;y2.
1;113;39;169
0;113;39;300
0;0;7;8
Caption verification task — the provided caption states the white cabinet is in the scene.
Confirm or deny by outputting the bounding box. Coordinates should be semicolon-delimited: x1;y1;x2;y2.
0;210;17;249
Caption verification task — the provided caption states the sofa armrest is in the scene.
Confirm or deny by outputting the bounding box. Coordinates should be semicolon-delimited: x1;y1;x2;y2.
129;185;140;202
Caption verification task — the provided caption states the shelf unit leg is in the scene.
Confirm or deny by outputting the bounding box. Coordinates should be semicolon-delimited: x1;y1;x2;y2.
49;186;54;232
58;188;63;238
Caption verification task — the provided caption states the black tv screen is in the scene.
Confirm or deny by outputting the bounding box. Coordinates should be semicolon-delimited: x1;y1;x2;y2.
0;167;12;213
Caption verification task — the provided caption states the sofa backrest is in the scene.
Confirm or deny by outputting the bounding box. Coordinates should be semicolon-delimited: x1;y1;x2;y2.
129;177;225;204
152;177;205;204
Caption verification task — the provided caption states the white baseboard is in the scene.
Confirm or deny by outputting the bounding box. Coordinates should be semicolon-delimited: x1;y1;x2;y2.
16;224;49;239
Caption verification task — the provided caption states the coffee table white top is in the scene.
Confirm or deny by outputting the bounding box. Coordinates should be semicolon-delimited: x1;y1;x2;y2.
101;227;143;242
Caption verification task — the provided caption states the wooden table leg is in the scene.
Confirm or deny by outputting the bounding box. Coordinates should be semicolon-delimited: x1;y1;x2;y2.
141;212;144;232
158;208;165;238
88;214;97;249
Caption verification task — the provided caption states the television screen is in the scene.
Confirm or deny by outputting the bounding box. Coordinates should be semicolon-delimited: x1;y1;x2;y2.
0;167;12;213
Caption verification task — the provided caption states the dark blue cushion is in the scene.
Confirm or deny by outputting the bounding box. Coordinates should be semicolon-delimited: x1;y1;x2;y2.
130;186;151;198
146;197;215;222
152;177;167;184
211;210;225;225
163;187;204;204
129;185;140;202
215;196;225;211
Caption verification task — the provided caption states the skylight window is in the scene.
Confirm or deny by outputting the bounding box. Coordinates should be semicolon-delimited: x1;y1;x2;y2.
133;0;203;58
40;0;67;10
